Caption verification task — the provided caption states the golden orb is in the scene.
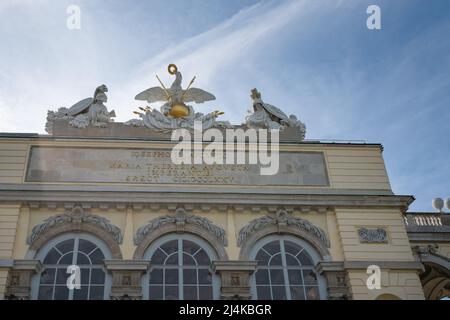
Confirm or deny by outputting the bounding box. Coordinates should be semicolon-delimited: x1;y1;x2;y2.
169;103;190;118
168;64;178;75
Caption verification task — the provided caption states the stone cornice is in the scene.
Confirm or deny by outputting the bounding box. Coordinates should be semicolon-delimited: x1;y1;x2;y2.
407;232;450;242
315;261;345;274
12;260;42;272
0;183;395;196
104;260;151;271
0;133;383;147
0;184;413;211
211;261;258;273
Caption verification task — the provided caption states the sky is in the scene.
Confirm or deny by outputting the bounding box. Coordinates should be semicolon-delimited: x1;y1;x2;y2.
0;0;449;212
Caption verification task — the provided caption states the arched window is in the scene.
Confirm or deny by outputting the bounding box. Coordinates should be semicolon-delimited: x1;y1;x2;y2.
250;235;325;300
32;233;111;300
142;234;219;300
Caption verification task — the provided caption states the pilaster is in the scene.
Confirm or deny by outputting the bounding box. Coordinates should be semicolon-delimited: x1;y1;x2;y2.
211;260;257;300
104;260;150;300
4;259;42;300
315;261;350;300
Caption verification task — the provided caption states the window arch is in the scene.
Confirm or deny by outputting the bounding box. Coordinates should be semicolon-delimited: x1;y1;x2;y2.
31;233;112;300
250;235;326;300
142;234;220;300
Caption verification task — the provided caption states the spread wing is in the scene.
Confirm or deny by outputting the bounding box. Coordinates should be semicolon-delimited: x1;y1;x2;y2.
135;87;169;103
262;103;289;121
67;97;93;116
182;88;215;103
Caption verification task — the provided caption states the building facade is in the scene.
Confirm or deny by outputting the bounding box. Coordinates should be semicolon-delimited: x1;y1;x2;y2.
1;131;448;300
0;72;448;300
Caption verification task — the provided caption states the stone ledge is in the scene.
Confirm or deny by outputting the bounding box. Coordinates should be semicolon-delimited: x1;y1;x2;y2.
211;260;257;273
104;260;150;271
315;261;345;273
12;260;42;272
0;190;413;211
0;259;14;268
48;120;306;142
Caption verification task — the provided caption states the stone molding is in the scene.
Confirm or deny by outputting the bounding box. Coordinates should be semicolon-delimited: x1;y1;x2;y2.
211;261;257;300
134;207;226;247
408;232;450;242
0;259;14;267
412;245;450;273
133;208;228;261
104;260;151;271
104;260;150;300
27;205;123;259
27;204;123;245
315;261;350;300
211;261;258;272
5;260;42;300
238;209;330;249
412;244;440;256
0;184;414;213
358;227;388;243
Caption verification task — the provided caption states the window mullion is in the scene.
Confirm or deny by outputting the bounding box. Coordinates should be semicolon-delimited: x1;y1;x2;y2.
51;248;58;300
279;240;291;300
196;268;199;300
69;238;78;300
178;238;183;300
162;266;166;300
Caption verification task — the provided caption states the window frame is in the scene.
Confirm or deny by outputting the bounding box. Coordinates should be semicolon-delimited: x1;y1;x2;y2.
249;234;327;300
141;233;220;300
31;232;112;300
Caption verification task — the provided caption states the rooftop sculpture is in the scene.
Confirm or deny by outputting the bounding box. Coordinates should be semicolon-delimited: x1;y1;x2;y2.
45;64;306;140
46;84;116;133
127;64;231;132
247;88;305;138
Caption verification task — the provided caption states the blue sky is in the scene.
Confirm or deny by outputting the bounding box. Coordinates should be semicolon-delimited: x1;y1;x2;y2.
0;0;449;211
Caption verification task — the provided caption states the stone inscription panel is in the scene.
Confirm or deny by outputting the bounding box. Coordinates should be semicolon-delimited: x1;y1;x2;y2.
25;147;329;186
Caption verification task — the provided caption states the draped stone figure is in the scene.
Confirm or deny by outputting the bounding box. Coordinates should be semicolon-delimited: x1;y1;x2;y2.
46;84;116;132
245;88;306;139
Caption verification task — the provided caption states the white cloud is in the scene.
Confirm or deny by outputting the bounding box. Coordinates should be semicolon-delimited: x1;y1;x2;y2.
113;0;312;124
0;0;313;132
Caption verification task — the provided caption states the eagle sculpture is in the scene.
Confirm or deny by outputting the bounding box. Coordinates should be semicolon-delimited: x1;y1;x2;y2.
134;64;215;118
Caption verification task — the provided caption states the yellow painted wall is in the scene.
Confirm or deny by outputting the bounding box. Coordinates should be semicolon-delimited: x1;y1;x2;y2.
0;143;28;183
325;148;391;190
11;207;341;262
348;270;424;300
0;204;21;299
334;207;425;299
0;204;20;259
335;208;414;261
9;204;428;300
0;138;391;191
0;138;434;300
